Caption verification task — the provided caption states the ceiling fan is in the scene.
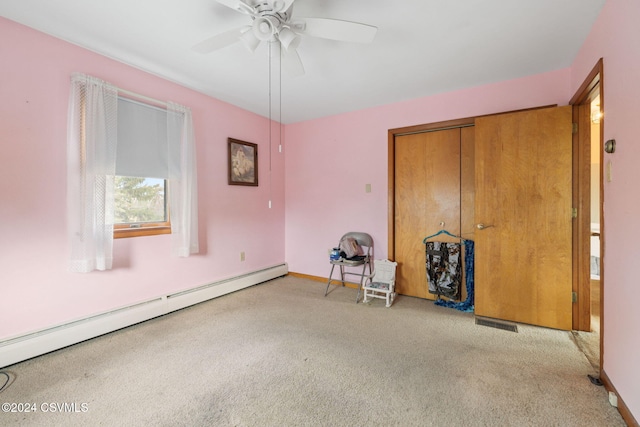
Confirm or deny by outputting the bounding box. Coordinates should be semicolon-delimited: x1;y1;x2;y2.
192;0;378;75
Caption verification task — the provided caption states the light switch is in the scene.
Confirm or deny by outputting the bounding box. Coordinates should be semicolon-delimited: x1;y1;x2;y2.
365;184;371;193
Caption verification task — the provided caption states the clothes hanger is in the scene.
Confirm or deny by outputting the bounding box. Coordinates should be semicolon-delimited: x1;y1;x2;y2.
422;229;466;244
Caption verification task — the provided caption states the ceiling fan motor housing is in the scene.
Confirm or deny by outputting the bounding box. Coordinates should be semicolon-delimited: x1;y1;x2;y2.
250;1;298;45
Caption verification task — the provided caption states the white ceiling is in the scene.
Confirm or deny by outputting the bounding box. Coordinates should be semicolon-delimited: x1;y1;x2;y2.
0;0;605;124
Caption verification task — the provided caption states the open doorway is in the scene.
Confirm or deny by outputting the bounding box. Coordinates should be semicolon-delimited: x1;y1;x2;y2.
570;59;603;373
590;95;602;339
576;94;602;370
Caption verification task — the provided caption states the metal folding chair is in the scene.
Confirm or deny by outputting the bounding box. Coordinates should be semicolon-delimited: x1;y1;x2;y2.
324;232;373;303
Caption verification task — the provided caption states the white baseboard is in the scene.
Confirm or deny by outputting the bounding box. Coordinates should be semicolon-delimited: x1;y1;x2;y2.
0;263;288;368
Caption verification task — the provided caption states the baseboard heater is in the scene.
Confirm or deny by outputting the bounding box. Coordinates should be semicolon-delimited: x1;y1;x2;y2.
0;263;288;368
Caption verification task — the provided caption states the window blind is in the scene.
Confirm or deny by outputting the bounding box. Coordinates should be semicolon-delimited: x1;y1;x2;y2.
116;97;168;178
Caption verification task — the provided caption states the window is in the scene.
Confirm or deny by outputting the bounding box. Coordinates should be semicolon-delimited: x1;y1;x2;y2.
114;97;171;239
113;177;170;238
68;73;198;271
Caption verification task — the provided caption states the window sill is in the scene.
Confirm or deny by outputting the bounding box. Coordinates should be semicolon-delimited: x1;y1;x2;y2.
114;225;171;239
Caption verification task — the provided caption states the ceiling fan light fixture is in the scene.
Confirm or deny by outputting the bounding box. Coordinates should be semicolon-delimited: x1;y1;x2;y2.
240;27;260;52
278;28;300;51
252;16;277;41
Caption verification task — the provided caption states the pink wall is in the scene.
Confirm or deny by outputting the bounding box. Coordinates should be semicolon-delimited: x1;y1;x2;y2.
285;69;570;278
0;17;285;339
570;0;640;419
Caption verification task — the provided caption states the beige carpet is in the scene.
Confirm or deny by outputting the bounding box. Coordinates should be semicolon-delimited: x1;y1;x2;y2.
0;276;625;426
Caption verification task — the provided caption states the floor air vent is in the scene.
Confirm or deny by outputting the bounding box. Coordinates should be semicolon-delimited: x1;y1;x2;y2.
475;317;518;333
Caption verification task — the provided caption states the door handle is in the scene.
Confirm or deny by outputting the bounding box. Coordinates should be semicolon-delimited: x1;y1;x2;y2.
476;223;494;230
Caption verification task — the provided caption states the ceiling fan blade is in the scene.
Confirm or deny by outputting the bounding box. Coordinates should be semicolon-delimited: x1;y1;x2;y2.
297;18;377;43
281;47;305;76
216;0;255;15
192;27;247;53
273;0;296;12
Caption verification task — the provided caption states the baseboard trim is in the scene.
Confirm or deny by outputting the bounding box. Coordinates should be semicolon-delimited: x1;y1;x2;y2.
288;271;360;289
600;369;639;427
0;263;288;368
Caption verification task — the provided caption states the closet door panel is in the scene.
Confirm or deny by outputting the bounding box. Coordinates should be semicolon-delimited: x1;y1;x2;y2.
394;133;427;298
460;126;476;302
461;126;476;239
395;129;461;299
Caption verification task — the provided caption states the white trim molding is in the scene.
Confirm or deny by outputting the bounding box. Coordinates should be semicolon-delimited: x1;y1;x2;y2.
0;264;288;368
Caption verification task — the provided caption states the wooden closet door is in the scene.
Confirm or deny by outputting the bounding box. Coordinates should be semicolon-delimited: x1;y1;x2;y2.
394;129;461;299
474;106;573;330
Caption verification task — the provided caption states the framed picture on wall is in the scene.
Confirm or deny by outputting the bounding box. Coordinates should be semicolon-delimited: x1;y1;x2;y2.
228;138;258;186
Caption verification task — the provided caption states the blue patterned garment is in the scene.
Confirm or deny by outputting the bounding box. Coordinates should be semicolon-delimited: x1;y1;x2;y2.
426;241;462;299
433;240;474;312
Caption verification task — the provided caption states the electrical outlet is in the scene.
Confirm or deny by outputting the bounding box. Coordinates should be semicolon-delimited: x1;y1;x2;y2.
609;391;618;407
240;251;245;262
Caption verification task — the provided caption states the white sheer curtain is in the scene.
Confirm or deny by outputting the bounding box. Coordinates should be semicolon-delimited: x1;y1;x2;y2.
67;73;118;272
167;102;199;257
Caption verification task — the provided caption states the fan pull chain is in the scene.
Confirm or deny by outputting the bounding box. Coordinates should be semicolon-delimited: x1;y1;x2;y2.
279;43;283;154
268;41;273;209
